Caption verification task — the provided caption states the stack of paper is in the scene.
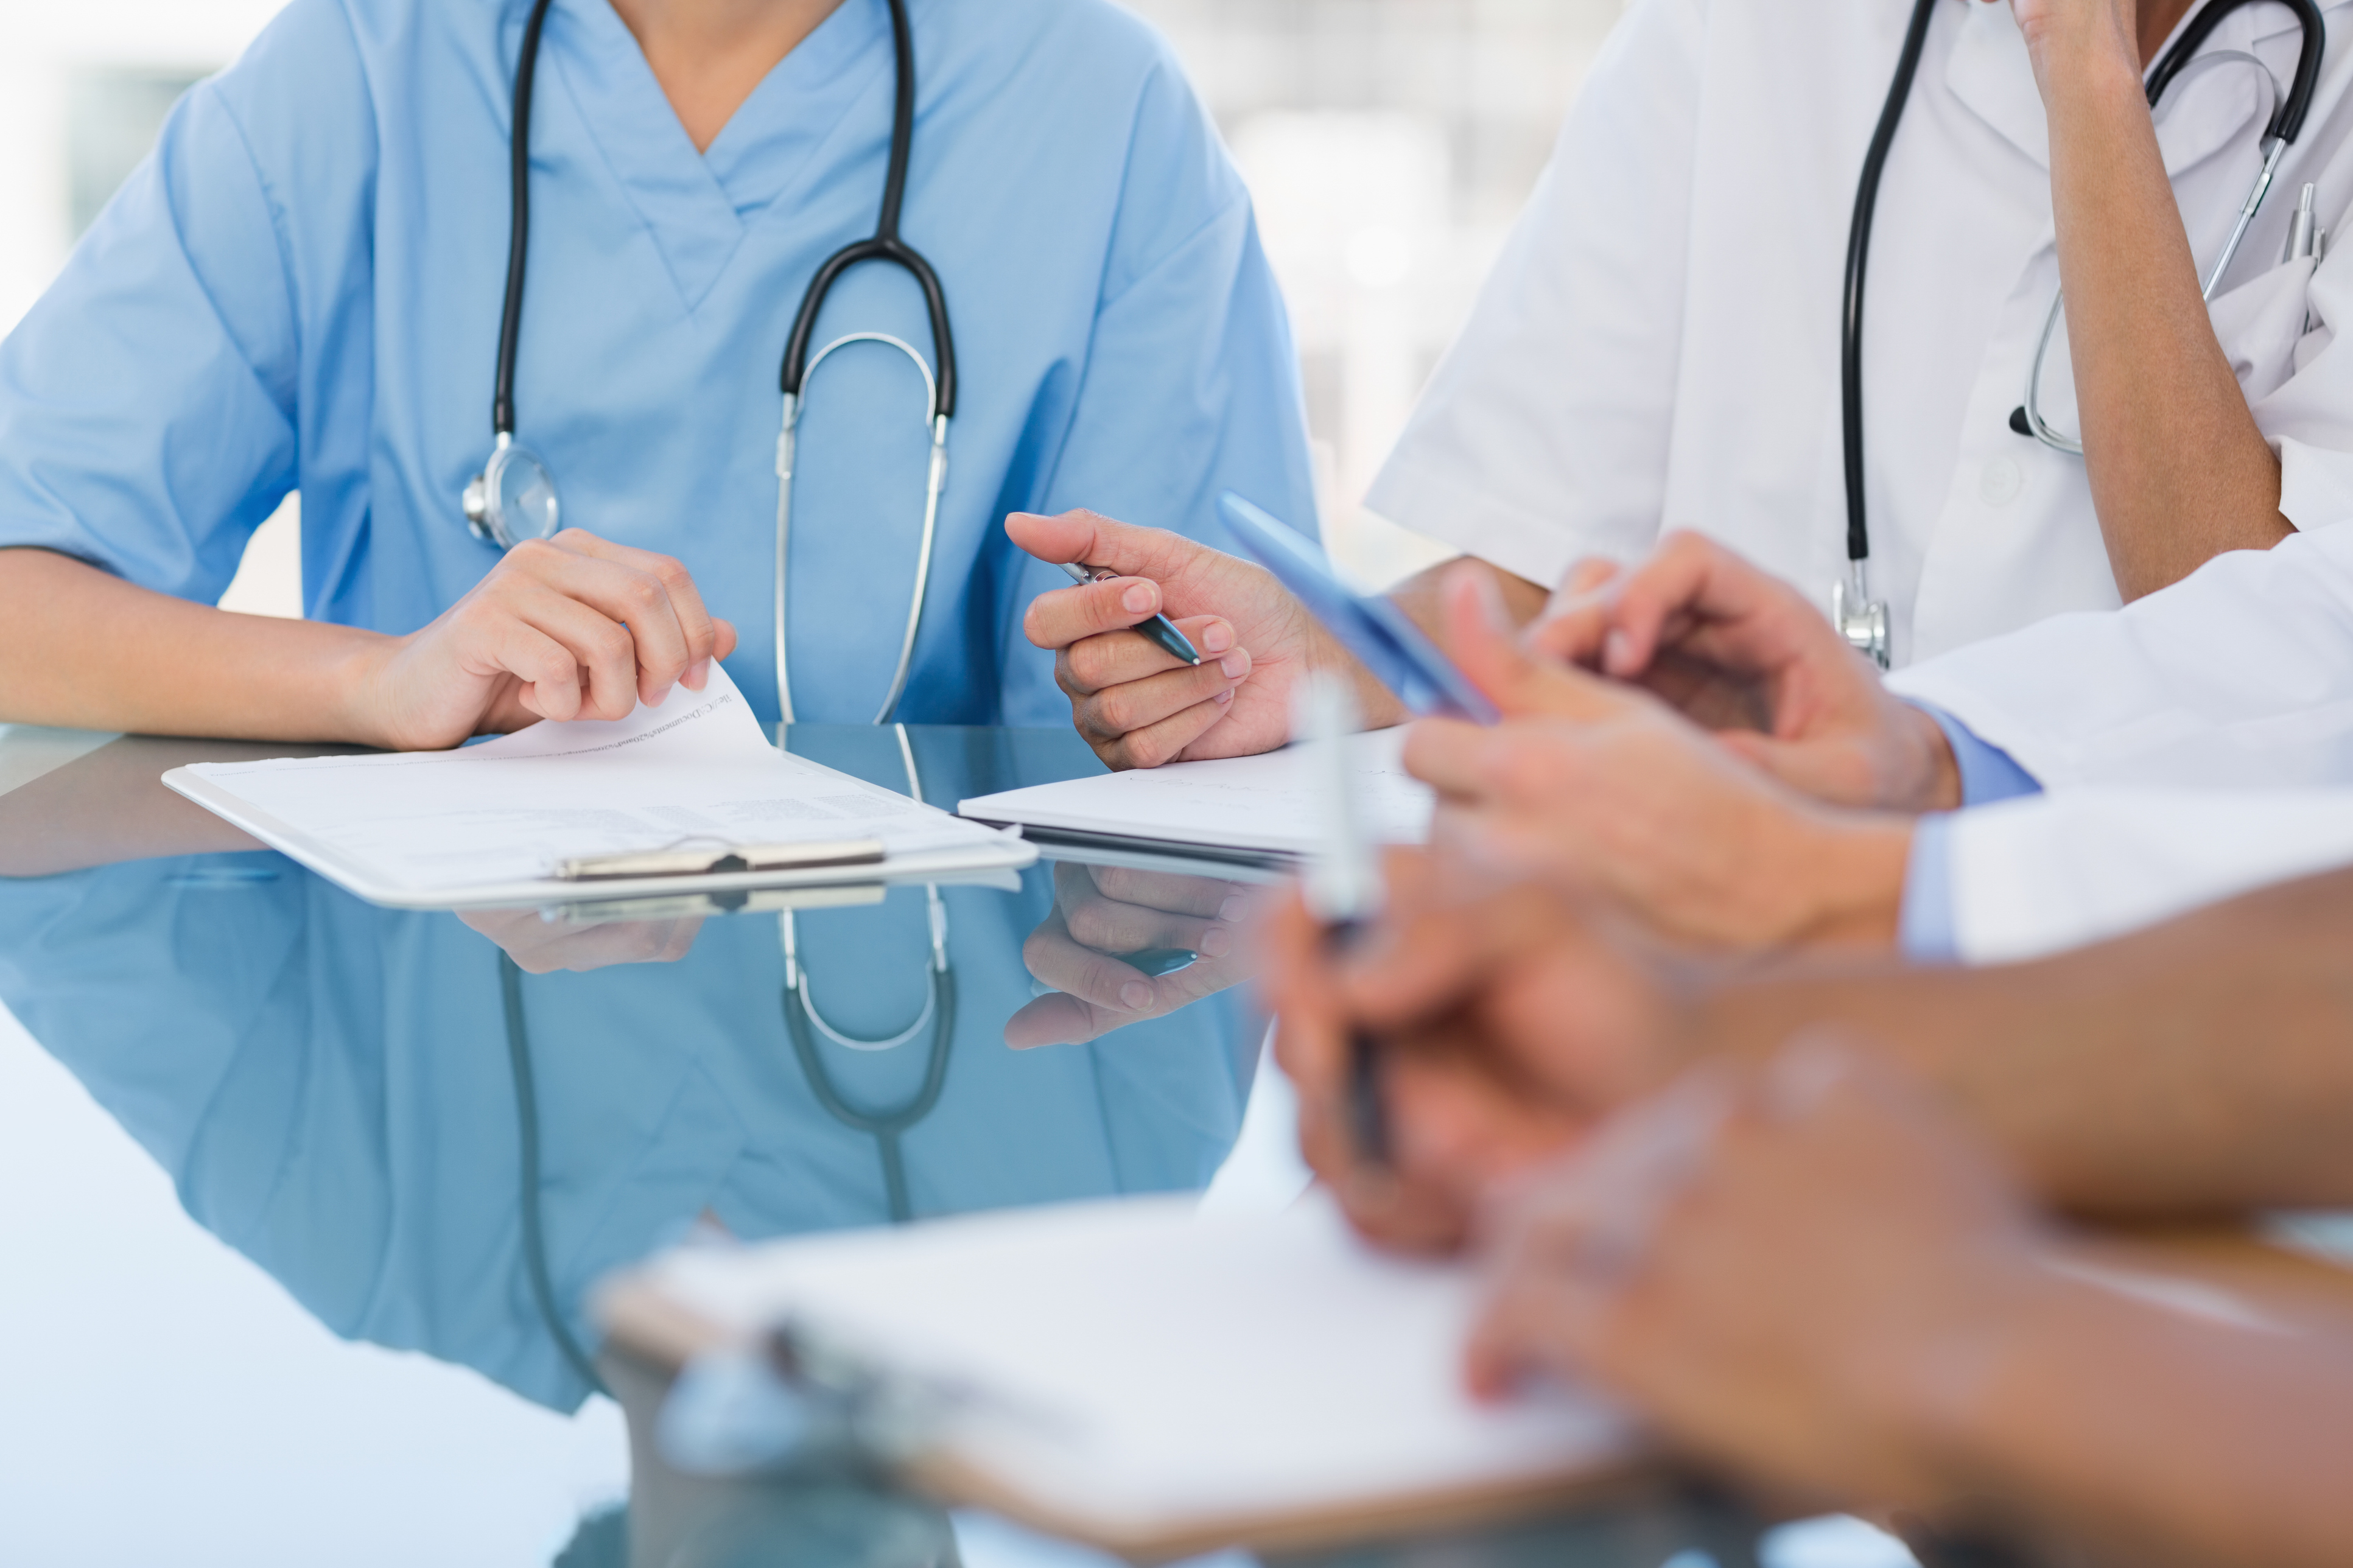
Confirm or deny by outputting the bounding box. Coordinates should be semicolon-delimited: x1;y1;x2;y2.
957;728;1434;858
163;667;1033;908
598;1192;1633;1559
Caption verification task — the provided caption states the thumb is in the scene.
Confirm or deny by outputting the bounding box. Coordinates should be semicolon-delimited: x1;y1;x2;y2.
1441;564;1630;723
1005;508;1198;583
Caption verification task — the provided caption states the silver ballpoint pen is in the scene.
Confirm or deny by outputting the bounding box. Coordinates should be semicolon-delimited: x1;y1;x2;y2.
1057;561;1201;667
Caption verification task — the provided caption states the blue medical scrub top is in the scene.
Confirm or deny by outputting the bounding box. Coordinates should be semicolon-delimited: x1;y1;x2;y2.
0;0;1316;726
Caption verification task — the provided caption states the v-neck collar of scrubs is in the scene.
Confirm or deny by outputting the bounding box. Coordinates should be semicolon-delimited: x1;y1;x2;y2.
544;0;892;312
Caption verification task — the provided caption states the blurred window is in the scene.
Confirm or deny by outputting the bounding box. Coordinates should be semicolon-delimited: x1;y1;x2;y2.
66;68;201;237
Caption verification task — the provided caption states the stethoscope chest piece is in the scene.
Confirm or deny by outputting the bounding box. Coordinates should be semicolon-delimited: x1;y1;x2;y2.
464;432;562;550
1832;560;1891;670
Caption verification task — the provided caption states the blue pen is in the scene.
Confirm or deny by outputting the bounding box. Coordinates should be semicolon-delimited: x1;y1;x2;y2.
1059;561;1201;668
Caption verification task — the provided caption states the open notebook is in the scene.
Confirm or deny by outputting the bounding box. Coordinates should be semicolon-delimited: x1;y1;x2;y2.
957;727;1435;861
162;666;1034;909
597;1192;1636;1560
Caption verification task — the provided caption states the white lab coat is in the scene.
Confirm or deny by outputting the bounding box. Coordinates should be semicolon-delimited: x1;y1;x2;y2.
1888;519;2353;785
1370;0;2353;666
1937;788;2353;964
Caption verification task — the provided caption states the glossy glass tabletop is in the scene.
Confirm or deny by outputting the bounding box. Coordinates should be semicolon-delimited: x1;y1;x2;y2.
0;723;1826;1568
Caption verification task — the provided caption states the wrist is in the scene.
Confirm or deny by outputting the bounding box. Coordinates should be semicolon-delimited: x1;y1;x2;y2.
1859;1243;2072;1510
1884;699;1963;813
324;629;409;749
2019;14;2144;101
1770;810;1914;950
1882;1243;2127;1507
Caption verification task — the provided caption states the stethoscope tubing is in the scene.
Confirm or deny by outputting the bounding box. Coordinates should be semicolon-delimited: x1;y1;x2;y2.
478;0;957;726
1842;0;2327;562
778;724;956;1225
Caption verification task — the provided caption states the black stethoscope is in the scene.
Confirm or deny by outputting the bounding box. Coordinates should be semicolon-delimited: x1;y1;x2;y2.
463;0;958;725
1836;0;2326;667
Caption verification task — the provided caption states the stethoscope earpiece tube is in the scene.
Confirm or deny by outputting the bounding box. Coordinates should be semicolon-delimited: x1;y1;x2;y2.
1839;0;1940;570
470;0;956;730
2147;0;2325;143
1840;0;2327;668
1832;0;1938;668
493;0;555;441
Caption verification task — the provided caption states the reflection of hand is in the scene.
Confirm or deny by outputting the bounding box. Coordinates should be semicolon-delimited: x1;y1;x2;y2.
1468;1041;2049;1511
1263;849;1690;1252
1008;863;1266;1046
1008;509;1403;769
1526;536;1958;812
356;529;739;751
460;906;706;973
1416;567;1913;950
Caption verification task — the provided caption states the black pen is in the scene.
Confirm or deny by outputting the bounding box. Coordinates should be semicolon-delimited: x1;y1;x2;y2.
1059;561;1201;668
1296;676;1392;1167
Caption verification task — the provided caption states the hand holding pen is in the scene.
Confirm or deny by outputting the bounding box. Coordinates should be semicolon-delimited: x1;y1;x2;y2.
1056;560;1202;668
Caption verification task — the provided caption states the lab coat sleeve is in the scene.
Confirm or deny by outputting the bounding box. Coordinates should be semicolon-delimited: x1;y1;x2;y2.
1360;0;1706;592
0;73;304;603
1939;788;2353;965
1885;521;2353;788
997;53;1317;730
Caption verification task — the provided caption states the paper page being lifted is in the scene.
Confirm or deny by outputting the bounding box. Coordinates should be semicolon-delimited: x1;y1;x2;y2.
956;727;1433;857
162;666;1031;908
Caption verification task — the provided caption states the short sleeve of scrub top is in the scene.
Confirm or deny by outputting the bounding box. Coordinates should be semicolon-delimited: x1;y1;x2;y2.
0;0;1317;729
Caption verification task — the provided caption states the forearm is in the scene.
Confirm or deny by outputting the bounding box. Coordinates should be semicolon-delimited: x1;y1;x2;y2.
1692;866;2353;1214
0;548;391;742
1915;1262;2353;1568
2041;41;2290;597
1388;556;1551;642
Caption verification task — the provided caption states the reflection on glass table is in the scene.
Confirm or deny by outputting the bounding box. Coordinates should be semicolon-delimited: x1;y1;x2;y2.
0;721;1835;1567
1011;861;1275;1049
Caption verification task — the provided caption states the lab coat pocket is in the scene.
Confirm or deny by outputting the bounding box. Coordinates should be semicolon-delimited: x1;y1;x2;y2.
2208;253;2320;402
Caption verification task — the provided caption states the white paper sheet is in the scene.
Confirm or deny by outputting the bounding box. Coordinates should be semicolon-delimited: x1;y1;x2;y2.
163;666;1031;905
956;728;1434;855
638;1192;1629;1542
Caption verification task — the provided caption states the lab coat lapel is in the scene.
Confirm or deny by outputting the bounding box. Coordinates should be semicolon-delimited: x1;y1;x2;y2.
2145;0;2266;180
1941;0;2276;180
1943;0;2049;170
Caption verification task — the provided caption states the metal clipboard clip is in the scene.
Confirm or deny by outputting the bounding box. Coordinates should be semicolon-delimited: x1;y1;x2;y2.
552;837;887;883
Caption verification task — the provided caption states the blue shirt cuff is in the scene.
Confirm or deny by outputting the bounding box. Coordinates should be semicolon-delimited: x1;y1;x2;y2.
1916;704;2043;806
1899;814;1960;962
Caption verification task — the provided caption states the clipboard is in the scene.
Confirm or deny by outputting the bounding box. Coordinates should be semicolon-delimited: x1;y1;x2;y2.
161;766;1037;912
594;1194;1644;1562
595;1190;2353;1563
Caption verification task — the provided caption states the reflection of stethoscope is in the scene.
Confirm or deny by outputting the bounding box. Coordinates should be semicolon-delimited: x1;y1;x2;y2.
780;726;953;1225
463;0;957;724
497;734;952;1398
1836;0;2326;667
